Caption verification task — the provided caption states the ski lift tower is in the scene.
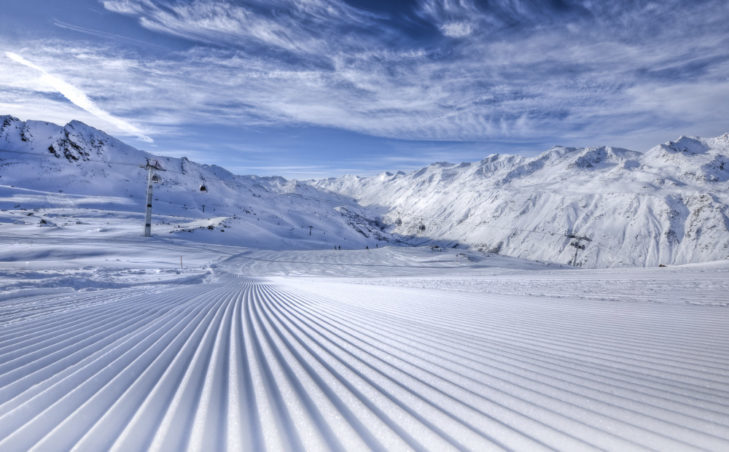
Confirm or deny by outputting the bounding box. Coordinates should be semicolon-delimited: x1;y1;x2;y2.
566;232;592;267
141;159;166;237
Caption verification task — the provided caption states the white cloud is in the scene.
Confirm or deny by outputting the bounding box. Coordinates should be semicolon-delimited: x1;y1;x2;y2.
440;21;473;38
1;0;728;152
4;51;153;143
101;0;147;15
101;0;375;56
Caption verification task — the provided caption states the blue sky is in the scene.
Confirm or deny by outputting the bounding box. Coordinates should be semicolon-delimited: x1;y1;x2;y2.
1;0;728;178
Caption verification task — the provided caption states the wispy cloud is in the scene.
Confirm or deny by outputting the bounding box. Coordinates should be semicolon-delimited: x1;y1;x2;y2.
102;0;378;56
2;0;729;165
4;51;153;142
52;19;167;50
439;21;472;38
92;0;729;146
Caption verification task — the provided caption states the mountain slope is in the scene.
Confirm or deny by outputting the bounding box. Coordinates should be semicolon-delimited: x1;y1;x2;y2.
3;114;728;267
0;115;388;249
313;136;729;267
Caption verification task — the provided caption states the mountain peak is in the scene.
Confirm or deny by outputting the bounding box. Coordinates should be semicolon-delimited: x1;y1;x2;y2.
667;136;709;155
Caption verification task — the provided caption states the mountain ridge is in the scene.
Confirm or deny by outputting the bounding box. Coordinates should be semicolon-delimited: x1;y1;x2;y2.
2;114;728;267
313;132;729;267
0;115;391;250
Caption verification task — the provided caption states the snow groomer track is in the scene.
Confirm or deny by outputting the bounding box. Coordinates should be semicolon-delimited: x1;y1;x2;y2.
1;277;729;451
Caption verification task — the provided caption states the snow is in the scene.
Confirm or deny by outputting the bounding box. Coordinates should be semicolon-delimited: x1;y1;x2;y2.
1;225;728;449
1;116;729;449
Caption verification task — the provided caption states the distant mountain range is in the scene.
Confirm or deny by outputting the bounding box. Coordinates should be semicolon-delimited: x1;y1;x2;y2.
314;133;729;267
2;115;728;267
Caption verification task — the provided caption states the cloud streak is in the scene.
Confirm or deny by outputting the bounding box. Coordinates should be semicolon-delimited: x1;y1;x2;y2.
4;51;152;142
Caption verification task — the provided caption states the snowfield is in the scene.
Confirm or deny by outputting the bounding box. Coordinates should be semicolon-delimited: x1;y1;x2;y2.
1;218;729;450
2;116;729;450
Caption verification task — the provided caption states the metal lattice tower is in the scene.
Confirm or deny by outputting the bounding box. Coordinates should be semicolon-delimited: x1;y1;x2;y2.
140;159;165;237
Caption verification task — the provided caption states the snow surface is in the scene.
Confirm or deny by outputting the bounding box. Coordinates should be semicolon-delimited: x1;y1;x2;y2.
2;116;729;449
1;201;729;450
0;231;729;450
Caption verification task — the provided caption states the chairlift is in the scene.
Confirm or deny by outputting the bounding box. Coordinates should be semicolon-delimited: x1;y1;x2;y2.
199;184;208;192
151;173;162;183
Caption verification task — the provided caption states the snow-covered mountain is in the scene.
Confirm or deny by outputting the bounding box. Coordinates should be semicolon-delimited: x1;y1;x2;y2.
313;135;729;267
3;114;728;267
0;115;388;249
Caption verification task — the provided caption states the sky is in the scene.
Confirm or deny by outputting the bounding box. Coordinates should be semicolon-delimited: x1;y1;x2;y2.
1;0;729;178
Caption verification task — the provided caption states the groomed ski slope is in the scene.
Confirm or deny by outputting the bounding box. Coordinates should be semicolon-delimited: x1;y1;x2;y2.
1;249;729;451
